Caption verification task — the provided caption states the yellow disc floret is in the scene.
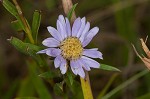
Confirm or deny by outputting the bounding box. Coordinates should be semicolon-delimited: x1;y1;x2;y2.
60;37;83;60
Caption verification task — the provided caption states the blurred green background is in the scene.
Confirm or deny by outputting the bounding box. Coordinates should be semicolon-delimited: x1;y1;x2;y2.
0;0;150;99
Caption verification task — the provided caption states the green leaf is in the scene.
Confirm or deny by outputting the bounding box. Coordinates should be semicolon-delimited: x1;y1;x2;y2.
8;37;47;67
100;64;121;72
11;20;24;32
54;83;64;96
66;71;74;85
39;71;59;79
32;10;41;44
67;3;78;21
8;37;41;55
2;0;18;18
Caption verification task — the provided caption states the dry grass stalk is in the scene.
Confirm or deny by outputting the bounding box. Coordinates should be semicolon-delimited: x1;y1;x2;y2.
132;37;150;70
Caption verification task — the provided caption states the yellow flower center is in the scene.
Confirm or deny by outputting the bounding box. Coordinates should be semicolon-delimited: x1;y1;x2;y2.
60;37;83;60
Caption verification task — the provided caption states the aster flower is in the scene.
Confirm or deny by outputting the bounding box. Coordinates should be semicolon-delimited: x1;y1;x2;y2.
37;15;103;78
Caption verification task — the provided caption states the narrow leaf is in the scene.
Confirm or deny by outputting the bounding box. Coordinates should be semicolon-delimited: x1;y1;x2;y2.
2;0;18;18
8;37;41;55
67;3;78;21
100;64;121;72
39;71;59;79
8;37;47;67
54;83;64;96
32;10;41;44
66;71;74;85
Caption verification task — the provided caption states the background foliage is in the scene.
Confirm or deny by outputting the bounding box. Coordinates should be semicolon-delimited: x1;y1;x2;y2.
0;0;150;99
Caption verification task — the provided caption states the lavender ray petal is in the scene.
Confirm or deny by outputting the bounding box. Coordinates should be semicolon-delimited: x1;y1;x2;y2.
57;20;67;39
77;66;85;78
79;22;90;42
46;48;61;57
60;58;67;74
70;60;78;75
82;27;99;47
47;26;63;41
81;56;100;68
58;15;66;27
72;17;81;37
37;49;47;54
42;37;60;47
82;37;92;47
65;18;71;36
76;17;86;37
54;55;62;68
83;49;103;59
88;48;98;50
78;59;91;71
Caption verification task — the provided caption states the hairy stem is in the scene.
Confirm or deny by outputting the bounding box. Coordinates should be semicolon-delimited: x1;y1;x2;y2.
61;0;93;98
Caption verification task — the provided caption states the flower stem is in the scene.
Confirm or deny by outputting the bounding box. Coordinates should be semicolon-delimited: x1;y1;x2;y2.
80;71;93;99
61;0;94;98
12;0;35;44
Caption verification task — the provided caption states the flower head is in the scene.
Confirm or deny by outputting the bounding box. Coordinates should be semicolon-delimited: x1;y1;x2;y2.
37;15;103;78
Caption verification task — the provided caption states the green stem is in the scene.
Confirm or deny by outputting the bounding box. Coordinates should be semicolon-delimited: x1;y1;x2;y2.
80;71;93;99
12;0;35;44
102;69;149;99
61;0;94;98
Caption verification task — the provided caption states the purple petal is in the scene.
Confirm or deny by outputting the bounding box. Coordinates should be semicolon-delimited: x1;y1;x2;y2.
78;59;91;71
89;48;98;50
70;60;85;78
77;66;85;78
70;60;79;69
79;22;90;42
70;60;78;75
76;17;86;37
83;49;103;59
65;18;71;37
58;15;65;27
57;20;67;39
60;58;67;74
46;48;61;57
72;17;81;37
54;55;62;68
42;37;60;47
47;26;62;41
82;27;99;47
37;49;47;54
81;56;100;68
